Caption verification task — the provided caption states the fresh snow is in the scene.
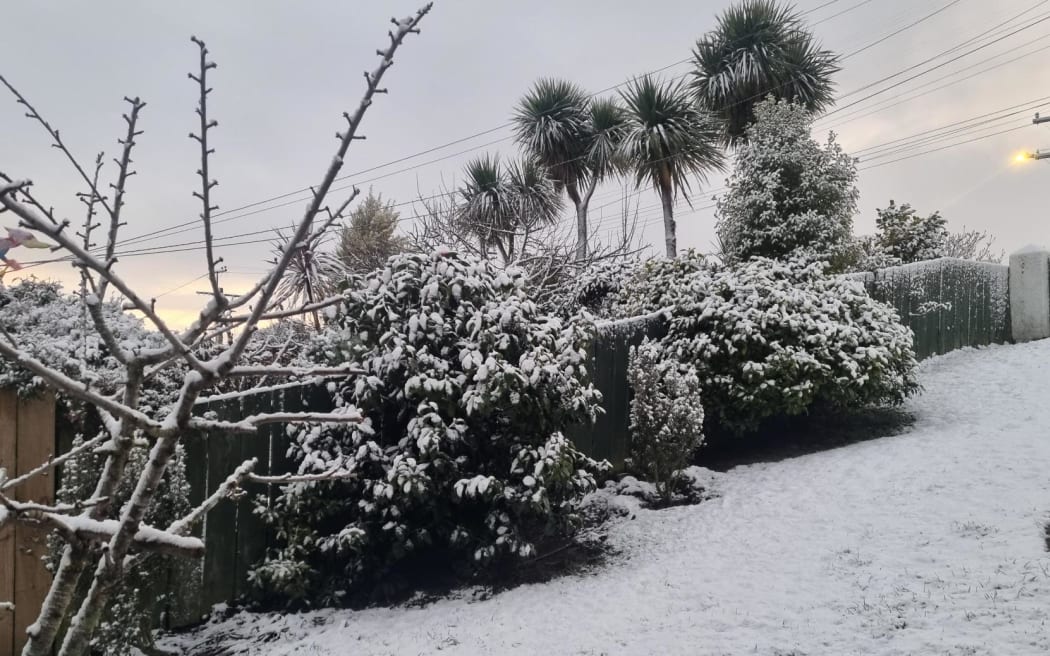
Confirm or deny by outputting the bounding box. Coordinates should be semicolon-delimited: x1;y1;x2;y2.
162;340;1050;656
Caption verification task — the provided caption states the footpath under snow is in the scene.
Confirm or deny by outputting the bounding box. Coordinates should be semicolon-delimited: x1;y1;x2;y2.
165;341;1050;655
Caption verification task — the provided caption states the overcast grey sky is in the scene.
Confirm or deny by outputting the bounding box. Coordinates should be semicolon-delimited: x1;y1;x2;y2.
3;0;1049;327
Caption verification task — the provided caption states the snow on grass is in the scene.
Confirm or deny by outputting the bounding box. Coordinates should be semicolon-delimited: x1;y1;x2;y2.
162;341;1050;656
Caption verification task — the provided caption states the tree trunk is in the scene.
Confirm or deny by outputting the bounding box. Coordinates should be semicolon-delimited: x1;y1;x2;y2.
566;181;587;261
58;433;182;656
659;175;676;258
20;546;89;656
24;367;144;656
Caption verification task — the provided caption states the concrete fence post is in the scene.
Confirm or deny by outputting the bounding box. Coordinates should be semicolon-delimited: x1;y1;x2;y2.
1009;245;1050;343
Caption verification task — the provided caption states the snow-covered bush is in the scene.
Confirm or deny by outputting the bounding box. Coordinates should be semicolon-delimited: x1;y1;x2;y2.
715;99;858;272
547;257;640;319
253;249;607;605
873;200;947;264
665;257;919;433
626;340;704;504
52;437;194;656
846;203;1003;273
613;250;715;316
0;279;177;404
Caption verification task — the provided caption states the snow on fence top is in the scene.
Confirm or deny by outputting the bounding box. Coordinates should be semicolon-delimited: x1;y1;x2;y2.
843;257;1010;360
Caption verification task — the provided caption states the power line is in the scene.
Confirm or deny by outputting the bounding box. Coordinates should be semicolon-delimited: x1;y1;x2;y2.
859;123;1029;169
826;4;1050;117
802;0;848;16
107;0;891;253
819;34;1050;130
840;0;964;61
850;95;1050;155
22;0;996;272
811;0;875;27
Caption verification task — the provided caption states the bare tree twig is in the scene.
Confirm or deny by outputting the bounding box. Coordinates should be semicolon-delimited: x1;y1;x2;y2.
98;96;146;301
188;37;226;305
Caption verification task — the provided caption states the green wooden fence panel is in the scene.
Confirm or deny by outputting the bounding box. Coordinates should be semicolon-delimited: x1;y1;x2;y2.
850;258;1010;361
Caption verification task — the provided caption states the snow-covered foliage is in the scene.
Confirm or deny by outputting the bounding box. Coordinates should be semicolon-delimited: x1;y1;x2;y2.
612;250;715;316
873;200;947;265
253;250;608;605
546;257;641;318
845;234;902;273
663;257;919;433
0;279;184;412
52;436;194;656
626;340;705;504
547;252;918;436
715;99;858;272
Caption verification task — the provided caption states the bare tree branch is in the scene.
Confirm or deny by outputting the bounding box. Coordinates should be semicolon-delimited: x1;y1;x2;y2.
0;431;110;493
188;37;226;305
189;409;363;435
97;96;146;301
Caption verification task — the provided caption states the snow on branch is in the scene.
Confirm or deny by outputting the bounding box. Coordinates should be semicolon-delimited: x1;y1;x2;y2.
0;74;119;222
0;602;12;613
224;363;365;378
216;4;431;372
0;186;209;372
0;7;434;653
50;514;203;559
246;464;355;485
0;338;162;433
0;431;110;493
166;458;255;538
189;409;363;435
216;293;346;324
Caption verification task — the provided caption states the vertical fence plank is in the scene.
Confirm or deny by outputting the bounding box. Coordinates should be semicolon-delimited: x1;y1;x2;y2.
167;426;207;629
234;392;273;599
202;399;240;610
0;391;17;656
13;392;55;656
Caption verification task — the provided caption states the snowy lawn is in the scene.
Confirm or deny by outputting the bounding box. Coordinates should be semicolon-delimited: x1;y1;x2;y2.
164;341;1050;655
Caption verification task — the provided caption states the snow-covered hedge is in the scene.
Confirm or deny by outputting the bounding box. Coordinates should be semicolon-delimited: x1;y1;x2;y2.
0;279;175;405
253;250;607;605
662;257;919;433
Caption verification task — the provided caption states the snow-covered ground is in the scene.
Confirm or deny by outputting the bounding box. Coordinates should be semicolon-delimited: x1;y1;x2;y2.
164;341;1050;656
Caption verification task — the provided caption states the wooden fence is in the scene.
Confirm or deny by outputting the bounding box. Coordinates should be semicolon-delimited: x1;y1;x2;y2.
845;257;1011;360
0;390;56;656
0;256;1018;641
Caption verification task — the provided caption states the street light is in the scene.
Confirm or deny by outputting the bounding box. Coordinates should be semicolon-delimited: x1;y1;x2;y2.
1013;150;1050;163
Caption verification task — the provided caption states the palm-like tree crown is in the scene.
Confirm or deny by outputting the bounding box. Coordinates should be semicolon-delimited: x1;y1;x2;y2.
505;157;563;230
512;78;591;188
459;154;511;239
457;154;561;257
692;0;839;143
586;97;629;179
620;75;725;200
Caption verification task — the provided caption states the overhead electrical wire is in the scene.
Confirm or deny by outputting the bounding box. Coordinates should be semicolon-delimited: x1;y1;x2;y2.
20;0;1031;277
105;0;890;254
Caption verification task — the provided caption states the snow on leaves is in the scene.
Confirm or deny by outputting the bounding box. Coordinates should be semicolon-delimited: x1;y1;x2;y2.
254;250;607;604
